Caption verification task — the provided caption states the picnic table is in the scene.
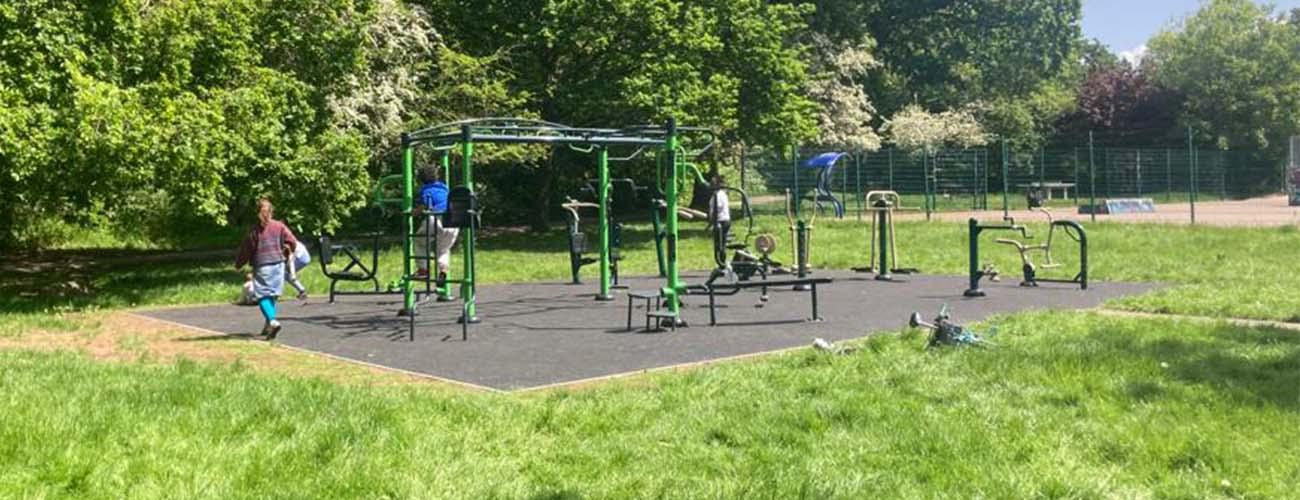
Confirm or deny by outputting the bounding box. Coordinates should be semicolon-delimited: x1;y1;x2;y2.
1017;182;1076;200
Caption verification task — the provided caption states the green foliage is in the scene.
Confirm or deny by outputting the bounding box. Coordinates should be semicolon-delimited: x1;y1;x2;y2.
1148;0;1300;162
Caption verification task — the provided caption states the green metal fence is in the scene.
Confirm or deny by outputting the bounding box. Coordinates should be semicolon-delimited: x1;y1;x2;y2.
741;137;1280;222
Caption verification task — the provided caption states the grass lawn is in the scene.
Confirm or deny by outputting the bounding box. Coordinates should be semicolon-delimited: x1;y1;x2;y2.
1;312;1296;497
1;217;1298;497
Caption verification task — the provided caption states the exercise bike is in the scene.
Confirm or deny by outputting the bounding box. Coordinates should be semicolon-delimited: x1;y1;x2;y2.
707;186;783;284
992;208;1088;289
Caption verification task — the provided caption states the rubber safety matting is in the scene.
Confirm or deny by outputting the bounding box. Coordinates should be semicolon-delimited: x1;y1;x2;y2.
139;272;1155;391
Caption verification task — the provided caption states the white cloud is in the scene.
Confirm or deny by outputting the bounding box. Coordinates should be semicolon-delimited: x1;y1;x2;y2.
1119;44;1148;66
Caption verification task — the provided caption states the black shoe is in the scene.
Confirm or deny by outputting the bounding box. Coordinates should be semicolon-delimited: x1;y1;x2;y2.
266;320;282;340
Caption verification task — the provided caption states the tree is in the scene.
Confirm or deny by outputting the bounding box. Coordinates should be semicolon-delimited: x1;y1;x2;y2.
884;104;988;157
805;34;882;151
1147;0;1300;157
423;0;818;230
1055;62;1181;144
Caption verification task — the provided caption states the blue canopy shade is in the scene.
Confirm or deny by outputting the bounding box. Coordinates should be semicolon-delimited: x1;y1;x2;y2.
801;152;847;169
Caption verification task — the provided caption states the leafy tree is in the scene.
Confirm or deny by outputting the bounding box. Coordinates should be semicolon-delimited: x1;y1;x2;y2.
1147;0;1300;158
805;34;882;151
884;104;988;157
423;0;818;229
1054;62;1181;144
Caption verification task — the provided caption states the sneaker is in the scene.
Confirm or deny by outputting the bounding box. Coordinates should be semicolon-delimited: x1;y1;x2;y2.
266;320;282;340
414;269;430;280
296;291;309;301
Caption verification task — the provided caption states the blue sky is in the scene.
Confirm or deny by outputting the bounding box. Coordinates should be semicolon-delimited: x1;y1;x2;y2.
1083;0;1300;57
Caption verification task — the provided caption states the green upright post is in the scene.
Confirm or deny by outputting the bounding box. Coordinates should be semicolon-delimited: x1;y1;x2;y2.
1039;146;1046;192
437;151;451;300
854;153;863;221
662;119;682;324
460;126;478;323
888;149;894;190
1166;148;1172;202
596;146;612;301
1001;140;1010;218
1137;149;1143;198
1089;132;1096;223
923;154;932;221
1072;147;1080;204
1187;126;1196;225
401;136;415;313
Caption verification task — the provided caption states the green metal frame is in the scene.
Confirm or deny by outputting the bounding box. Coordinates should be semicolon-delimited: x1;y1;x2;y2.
396;118;713;331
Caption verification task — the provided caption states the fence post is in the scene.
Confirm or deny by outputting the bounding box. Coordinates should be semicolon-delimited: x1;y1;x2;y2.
888;149;894;190
1136;149;1143;198
1219;150;1227;200
1039;146;1046;190
854;152;863;221
977;149;987;209
1187;126;1196;225
1103;147;1110;199
739;145;747;192
1088;132;1096;223
1170;148;1180;202
1072;147;1079;204
923;153;932;221
1001;139;1010;218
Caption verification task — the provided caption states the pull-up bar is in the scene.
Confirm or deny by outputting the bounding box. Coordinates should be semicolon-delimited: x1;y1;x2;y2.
397;117;707;337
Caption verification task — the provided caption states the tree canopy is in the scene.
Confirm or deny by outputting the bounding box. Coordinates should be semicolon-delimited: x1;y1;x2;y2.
0;0;1294;248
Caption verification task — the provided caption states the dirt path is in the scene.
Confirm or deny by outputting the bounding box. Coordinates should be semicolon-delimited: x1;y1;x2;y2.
898;195;1300;227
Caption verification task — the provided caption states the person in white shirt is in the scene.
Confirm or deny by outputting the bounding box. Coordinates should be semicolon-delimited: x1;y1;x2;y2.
709;174;731;269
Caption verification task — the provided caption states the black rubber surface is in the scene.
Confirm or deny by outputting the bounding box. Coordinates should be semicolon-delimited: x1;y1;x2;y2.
139;272;1155;391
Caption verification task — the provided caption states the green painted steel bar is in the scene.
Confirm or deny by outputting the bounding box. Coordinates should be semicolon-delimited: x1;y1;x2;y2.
460;126;478;321
854;153;863;221
596;146;612;301
964;218;983;297
1168;148;1175;201
662;119;682;321
1001;140;1010;218
1089;132;1096;223
1039;146;1046;188
401;139;415;313
1136;149;1143;197
1072;147;1079;204
1187;126;1196;225
888;149;894;190
437;151;451;299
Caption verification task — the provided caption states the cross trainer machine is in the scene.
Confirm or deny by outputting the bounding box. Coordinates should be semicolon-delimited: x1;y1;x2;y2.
963;209;1088;297
785;188;817;291
851;190;919;281
561;178;646;288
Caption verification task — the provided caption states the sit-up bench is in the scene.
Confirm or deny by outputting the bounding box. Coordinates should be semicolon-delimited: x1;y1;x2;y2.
687;277;833;326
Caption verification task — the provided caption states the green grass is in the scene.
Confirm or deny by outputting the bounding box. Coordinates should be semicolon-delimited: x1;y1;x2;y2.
5;217;1299;322
2;207;1299;497
1;312;1296;497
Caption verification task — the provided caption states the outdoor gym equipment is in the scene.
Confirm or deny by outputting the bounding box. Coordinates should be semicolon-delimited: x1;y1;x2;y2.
908;305;994;348
785;188;818;291
706;185;782;283
562;178;646;287
398;117;714;338
850;190;919;281
317;234;381;302
963;209;1088;297
802;152;847;218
